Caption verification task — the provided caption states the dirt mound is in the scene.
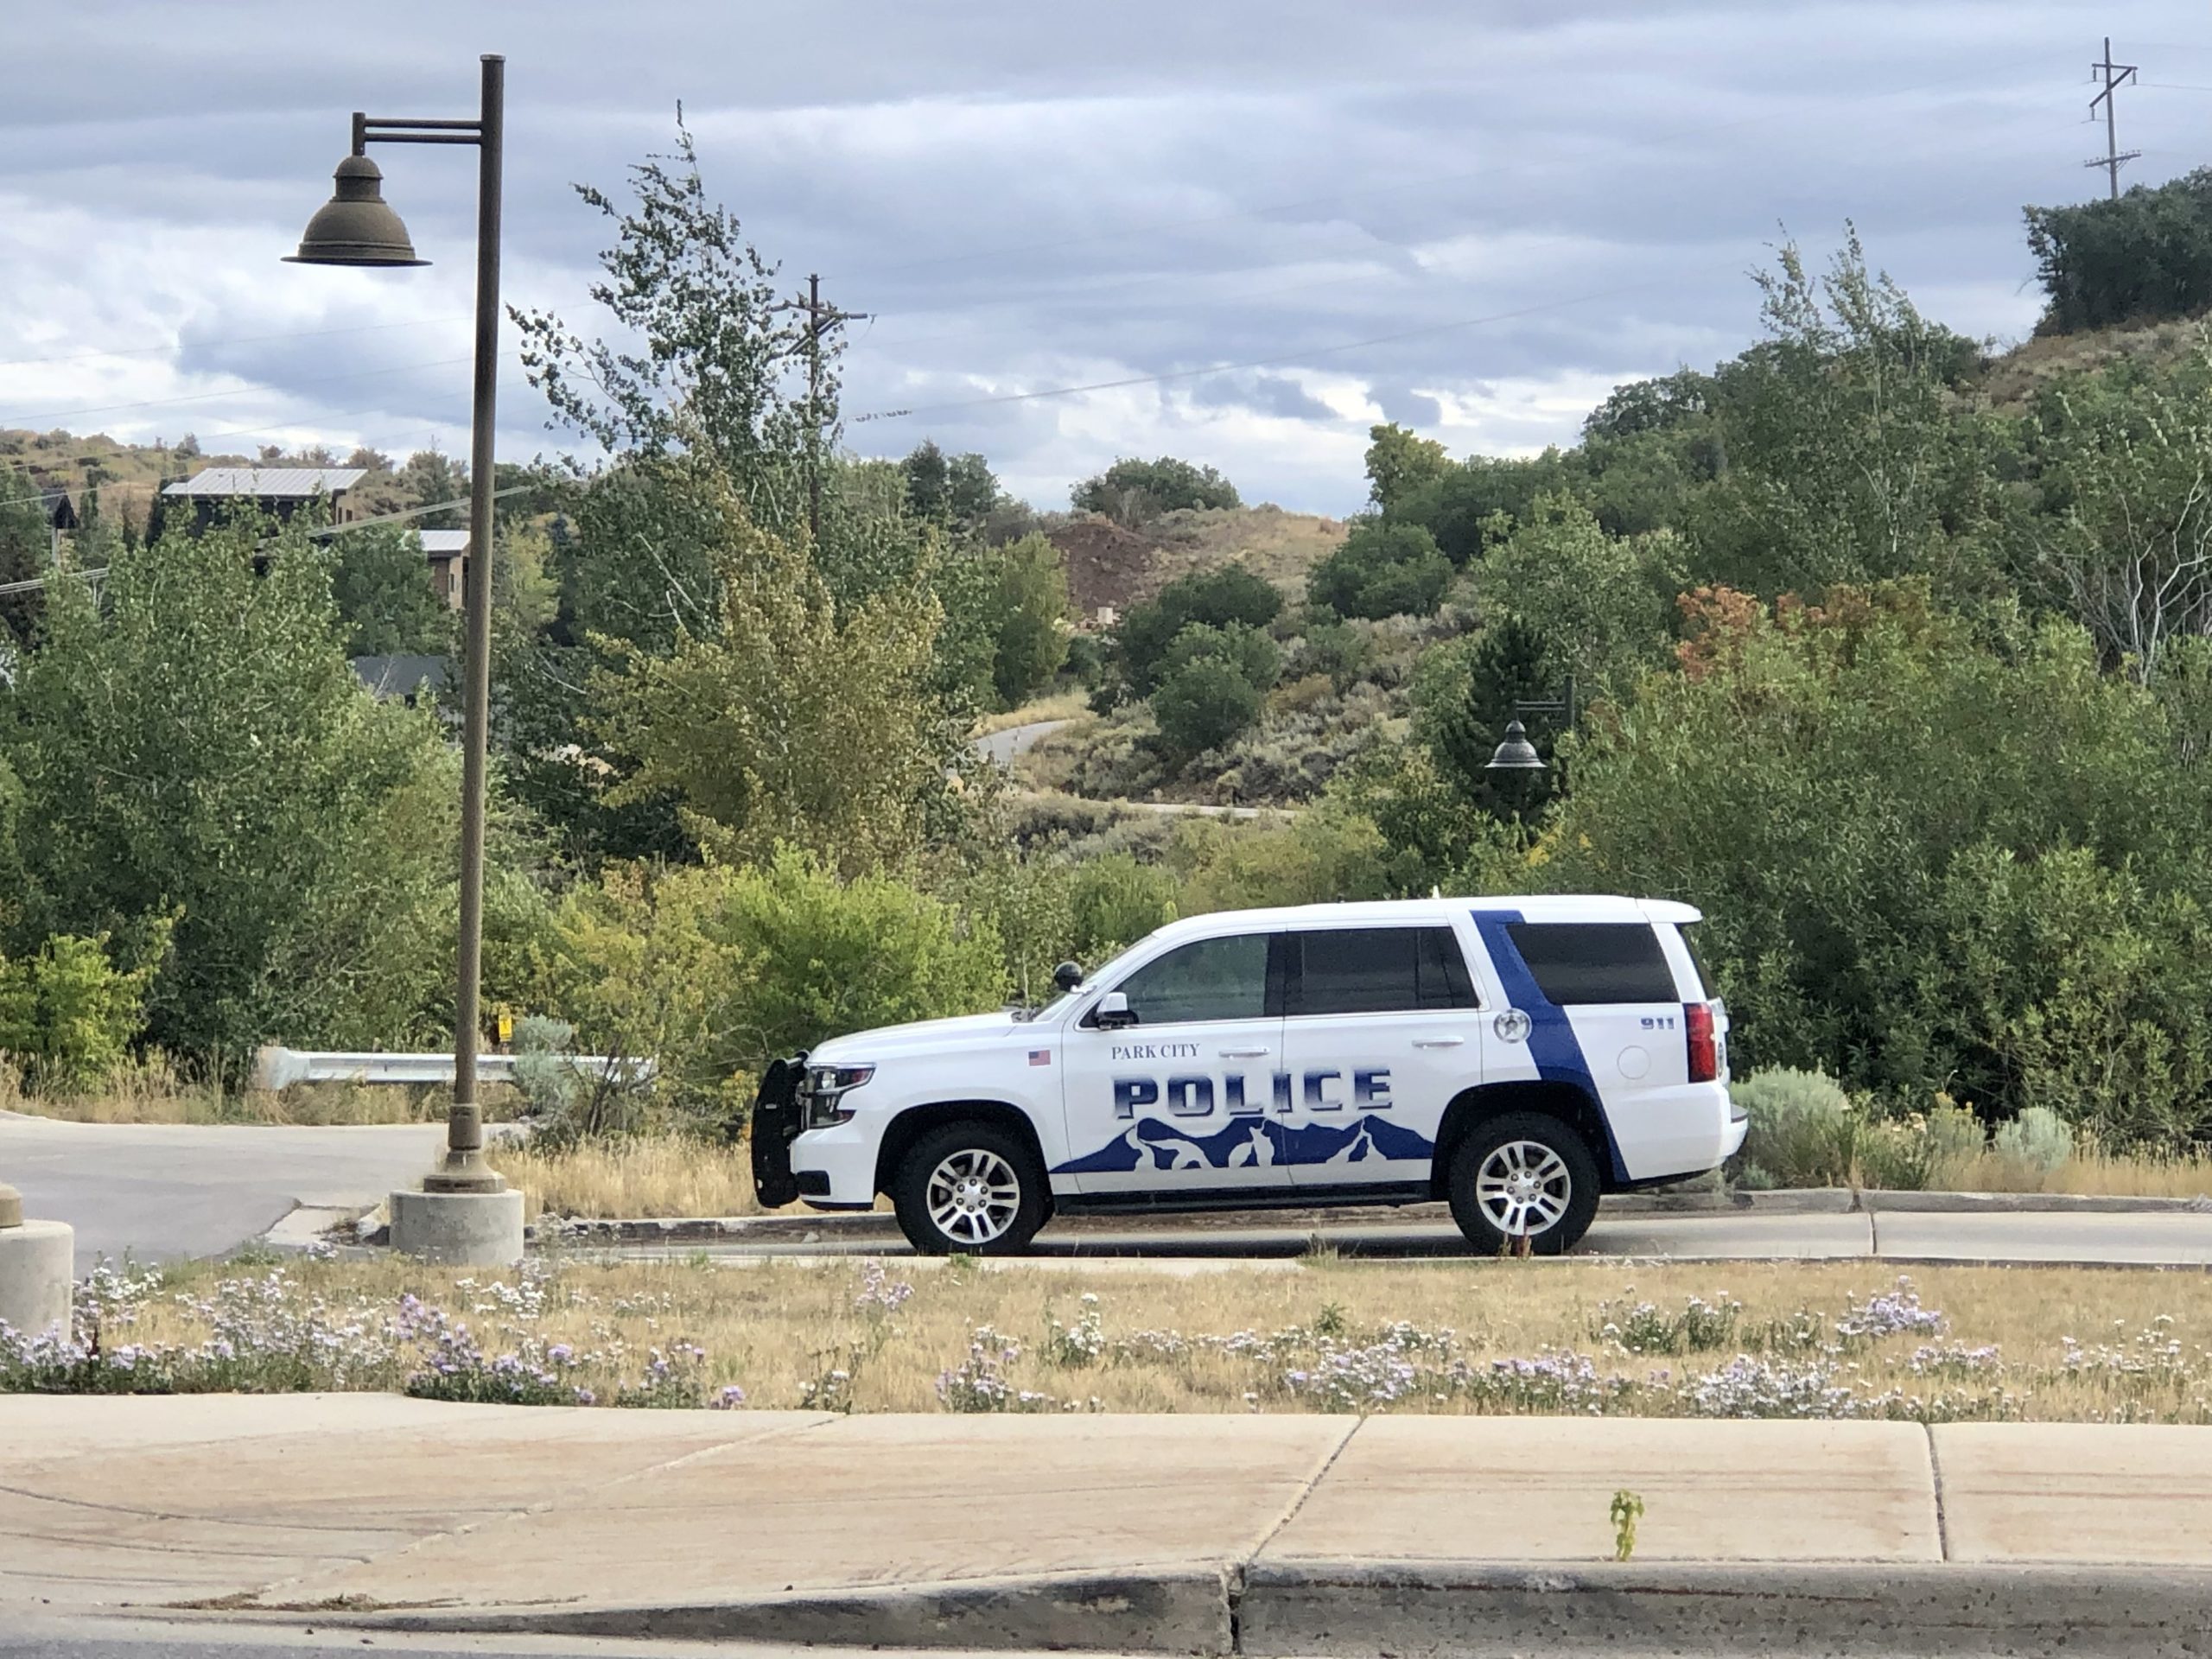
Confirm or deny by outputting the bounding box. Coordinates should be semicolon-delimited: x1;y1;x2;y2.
1049;515;1159;620
1049;505;1346;620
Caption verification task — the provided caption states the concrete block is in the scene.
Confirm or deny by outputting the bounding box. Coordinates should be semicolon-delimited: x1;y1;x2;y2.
0;1219;73;1338
389;1187;524;1266
1935;1423;2212;1564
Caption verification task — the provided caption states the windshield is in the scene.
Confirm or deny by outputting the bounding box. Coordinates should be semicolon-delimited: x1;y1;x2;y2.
1023;935;1149;1022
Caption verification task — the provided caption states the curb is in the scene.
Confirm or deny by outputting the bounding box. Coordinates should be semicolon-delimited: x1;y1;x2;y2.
321;1566;1231;1653
290;1560;2212;1656
524;1184;2208;1247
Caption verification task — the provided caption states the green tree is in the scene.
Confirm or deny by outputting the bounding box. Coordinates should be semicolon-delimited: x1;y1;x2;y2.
1151;655;1264;763
512;120;812;532
1363;423;1451;512
2022;340;2212;682
1306;520;1452;620
592;466;958;874
1468;497;1680;696
1072;456;1241;524
2024;168;2212;333
1109;563;1283;698
3;518;456;1067
1524;582;2212;1144
1147;622;1280;764
397;449;467;530
988;532;1071;707
1389;448;1585;565
0;464;51;645
1411;613;1558;814
329;525;451;657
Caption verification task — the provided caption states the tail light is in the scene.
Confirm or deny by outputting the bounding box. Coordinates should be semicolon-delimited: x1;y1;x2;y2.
1686;1001;1719;1084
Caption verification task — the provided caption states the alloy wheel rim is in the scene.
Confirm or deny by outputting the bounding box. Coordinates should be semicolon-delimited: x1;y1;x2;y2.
926;1148;1021;1245
1474;1139;1571;1236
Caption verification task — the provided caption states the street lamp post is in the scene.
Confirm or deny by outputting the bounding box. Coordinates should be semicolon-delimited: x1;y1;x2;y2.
289;54;520;1263
1484;675;1578;796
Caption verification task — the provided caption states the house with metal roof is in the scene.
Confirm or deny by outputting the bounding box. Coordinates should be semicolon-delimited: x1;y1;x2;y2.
418;527;468;609
162;467;367;528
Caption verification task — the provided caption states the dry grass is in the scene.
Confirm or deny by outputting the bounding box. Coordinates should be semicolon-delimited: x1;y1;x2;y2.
490;1135;765;1221
1;1058;520;1127
974;690;1090;736
143;1254;2212;1421
1143;505;1348;599
1952;1147;2212;1200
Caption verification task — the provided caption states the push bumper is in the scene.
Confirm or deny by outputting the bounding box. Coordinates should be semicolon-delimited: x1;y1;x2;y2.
747;1057;804;1209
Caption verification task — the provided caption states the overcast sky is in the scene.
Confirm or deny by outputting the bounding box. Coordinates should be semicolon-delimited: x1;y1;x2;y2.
4;2;2209;516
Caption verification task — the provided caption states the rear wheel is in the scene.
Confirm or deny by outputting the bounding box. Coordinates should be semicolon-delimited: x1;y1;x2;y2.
1446;1112;1600;1255
892;1120;1049;1255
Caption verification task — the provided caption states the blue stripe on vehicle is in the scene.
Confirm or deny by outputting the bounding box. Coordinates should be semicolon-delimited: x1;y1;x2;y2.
1467;908;1630;1182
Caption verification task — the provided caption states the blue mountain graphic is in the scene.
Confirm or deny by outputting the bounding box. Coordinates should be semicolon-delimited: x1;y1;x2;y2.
1053;1114;1433;1175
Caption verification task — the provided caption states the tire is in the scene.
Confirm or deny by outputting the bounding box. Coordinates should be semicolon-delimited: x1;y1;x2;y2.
891;1120;1050;1255
1446;1111;1601;1255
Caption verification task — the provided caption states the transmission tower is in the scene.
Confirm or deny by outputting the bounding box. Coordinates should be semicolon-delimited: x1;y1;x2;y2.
2086;35;2140;200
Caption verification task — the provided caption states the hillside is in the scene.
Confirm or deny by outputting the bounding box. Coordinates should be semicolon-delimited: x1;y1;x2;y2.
1975;313;2209;411
1049;505;1345;620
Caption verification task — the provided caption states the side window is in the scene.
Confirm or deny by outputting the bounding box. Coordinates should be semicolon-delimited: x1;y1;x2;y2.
1290;927;1478;1016
1506;923;1678;1005
1111;933;1271;1025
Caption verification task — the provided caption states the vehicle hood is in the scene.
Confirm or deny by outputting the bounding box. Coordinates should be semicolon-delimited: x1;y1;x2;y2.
808;1009;1033;1065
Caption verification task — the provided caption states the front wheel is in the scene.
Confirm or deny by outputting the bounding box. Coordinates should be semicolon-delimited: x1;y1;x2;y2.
891;1121;1049;1255
1446;1112;1600;1255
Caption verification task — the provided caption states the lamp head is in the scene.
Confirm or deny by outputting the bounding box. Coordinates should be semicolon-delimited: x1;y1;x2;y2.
286;154;429;267
1484;719;1548;772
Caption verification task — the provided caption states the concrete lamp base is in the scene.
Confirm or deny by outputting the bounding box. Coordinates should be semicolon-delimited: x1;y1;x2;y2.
0;1218;74;1338
389;1187;524;1267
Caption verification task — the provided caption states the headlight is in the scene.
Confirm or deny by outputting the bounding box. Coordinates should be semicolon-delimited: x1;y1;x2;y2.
802;1064;875;1128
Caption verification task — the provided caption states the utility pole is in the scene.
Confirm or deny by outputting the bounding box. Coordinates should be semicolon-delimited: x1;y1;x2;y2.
2087;36;2140;200
773;274;866;550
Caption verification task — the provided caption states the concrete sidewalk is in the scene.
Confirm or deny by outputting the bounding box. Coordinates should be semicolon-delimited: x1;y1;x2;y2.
5;1397;2211;1654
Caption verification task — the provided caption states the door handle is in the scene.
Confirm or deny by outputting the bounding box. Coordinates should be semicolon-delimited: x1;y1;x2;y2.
1218;1046;1273;1058
1413;1036;1466;1048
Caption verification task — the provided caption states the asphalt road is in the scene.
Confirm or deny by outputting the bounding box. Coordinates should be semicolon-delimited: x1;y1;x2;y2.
0;1112;442;1272
975;716;1070;766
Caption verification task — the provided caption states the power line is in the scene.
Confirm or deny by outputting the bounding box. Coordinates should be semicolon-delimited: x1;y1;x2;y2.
0;314;473;372
832;48;2061;291
2087;36;2141;198
0;353;492;429
849;269;1712;424
768;273;868;547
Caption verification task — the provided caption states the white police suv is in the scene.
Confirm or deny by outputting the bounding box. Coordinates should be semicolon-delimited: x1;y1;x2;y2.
751;896;1740;1255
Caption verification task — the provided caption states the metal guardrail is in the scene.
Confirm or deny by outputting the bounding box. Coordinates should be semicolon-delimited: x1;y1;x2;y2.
251;1046;654;1092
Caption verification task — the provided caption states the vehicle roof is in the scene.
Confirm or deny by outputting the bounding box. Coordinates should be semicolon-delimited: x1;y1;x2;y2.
1147;895;1701;943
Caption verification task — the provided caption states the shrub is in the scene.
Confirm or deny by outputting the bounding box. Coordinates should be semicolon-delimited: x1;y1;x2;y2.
1152;655;1265;763
1162;620;1281;693
0;933;158;1094
1112;565;1283;696
2024;168;2212;333
528;850;1009;1131
1993;1105;2073;1176
1072;456;1241;524
1732;1066;1856;1187
1307;522;1452;620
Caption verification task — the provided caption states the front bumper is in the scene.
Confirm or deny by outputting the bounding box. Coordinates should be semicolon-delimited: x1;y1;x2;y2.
788;1116;880;1206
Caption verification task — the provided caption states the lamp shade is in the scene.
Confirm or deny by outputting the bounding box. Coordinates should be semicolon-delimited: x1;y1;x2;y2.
286;155;429;267
1484;719;1548;772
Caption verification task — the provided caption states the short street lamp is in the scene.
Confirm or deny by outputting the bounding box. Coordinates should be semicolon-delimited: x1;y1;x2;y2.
1485;676;1578;796
289;55;520;1265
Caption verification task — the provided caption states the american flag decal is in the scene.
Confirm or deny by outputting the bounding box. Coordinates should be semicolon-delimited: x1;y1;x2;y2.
1029;1048;1052;1066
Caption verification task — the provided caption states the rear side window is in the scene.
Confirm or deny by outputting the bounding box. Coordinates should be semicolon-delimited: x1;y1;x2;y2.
1289;927;1478;1016
1506;923;1678;1005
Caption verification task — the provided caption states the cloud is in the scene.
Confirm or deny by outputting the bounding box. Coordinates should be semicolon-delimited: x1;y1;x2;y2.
2;0;2203;513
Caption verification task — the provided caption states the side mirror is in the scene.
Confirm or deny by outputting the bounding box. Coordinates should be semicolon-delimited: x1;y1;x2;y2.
1094;990;1136;1029
1052;960;1084;994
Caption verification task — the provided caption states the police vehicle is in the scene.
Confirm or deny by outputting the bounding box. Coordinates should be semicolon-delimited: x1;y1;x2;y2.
751;896;1740;1255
